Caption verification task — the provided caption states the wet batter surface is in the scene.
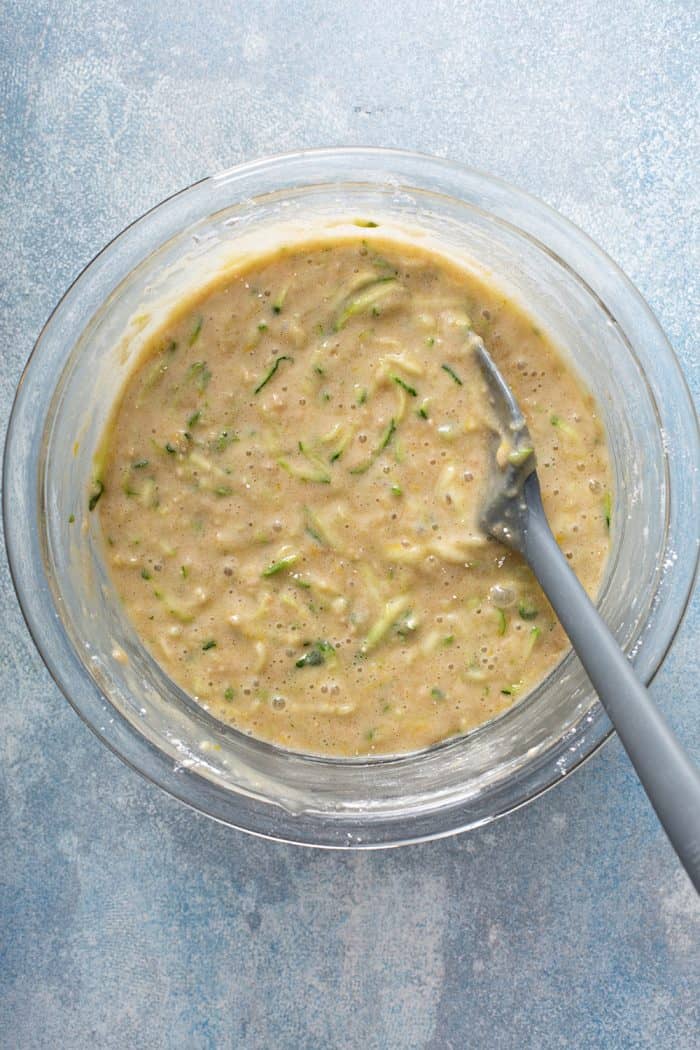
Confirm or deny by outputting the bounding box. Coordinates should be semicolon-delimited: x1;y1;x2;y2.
95;234;611;755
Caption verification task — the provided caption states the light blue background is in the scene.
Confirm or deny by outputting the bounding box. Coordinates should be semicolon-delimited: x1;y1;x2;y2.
1;2;698;1047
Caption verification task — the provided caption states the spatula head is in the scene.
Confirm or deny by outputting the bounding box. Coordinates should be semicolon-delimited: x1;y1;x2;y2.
473;339;537;551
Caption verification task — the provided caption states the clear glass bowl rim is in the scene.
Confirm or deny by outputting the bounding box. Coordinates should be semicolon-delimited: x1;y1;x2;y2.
4;146;698;848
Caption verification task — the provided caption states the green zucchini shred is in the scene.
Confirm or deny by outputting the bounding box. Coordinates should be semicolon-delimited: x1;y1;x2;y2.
278;457;331;484
361;595;412;654
295;640;335;668
333;278;402;331
214;430;238;452
262;553;299;577
349;418;397;475
188;316;203;346
391;375;417;397
507;446;533;467
303;507;328;546
186;360;211;391
296;441;332;482
272;286;289;313
525;626;542;658
550;413;578;438
88;480;104;511
441;363;463;386
254;355;293;394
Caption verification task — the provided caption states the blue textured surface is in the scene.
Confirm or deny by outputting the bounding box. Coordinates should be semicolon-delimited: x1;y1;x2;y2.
1;2;698;1047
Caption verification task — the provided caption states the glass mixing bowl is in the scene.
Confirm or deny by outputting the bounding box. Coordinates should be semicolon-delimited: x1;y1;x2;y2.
4;148;698;847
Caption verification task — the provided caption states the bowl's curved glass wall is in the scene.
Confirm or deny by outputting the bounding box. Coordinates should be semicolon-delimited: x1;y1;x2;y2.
5;149;698;847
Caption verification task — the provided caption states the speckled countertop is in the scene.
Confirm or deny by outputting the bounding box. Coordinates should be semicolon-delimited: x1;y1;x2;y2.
1;2;698;1047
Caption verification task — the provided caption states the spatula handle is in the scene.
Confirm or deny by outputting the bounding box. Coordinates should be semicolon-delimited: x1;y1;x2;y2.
522;474;700;892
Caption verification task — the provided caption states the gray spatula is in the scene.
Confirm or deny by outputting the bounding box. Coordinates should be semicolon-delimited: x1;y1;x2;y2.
475;339;700;892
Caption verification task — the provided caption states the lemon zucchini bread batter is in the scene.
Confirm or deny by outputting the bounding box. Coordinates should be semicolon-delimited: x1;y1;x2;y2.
95;234;611;755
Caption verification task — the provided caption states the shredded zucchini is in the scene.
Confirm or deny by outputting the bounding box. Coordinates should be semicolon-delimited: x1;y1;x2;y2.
188;316;203;346
441;363;463;386
361;595;412;655
88;480;104;511
295;639;335;668
333;278;403;331
550;414;578;439
186;360;211;391
303;506;332;546
507;446;534;467
524;626;542;658
262;553;299;577
272;286;289;314
278;456;331;484
349;418;397;475
391;375;418;397
254;355;293;394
